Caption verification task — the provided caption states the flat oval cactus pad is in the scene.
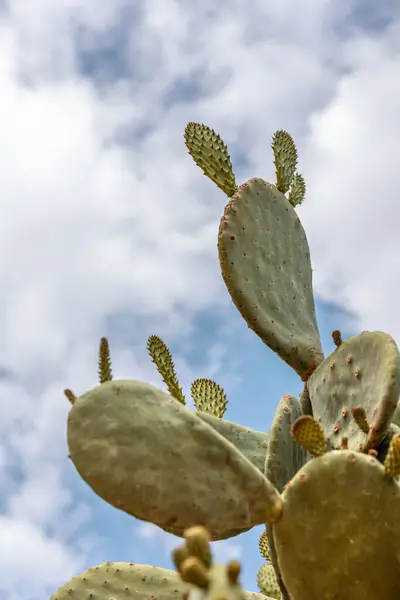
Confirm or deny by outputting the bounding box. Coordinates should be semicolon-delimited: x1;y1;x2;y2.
50;563;183;600
218;178;323;379
67;380;282;539
273;450;400;600
50;562;276;600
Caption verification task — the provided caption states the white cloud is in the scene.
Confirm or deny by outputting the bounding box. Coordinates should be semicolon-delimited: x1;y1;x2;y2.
300;22;400;338
0;516;88;600
212;539;243;563
0;2;399;599
136;522;161;540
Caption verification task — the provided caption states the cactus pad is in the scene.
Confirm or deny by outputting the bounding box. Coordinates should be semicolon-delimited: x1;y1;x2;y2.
264;394;307;600
271;130;298;195
290;415;327;457
147;335;186;404
265;395;308;492
67;380;282;539
191;378;228;418
51;561;275;600
258;530;271;561
98;337;113;383
307;331;400;452
256;563;280;600
273;450;400;600
351;406;370;434
50;563;183;600
184;122;237;197
196;411;268;473
287;173;306;207
160;414;268;538
218;178;323;379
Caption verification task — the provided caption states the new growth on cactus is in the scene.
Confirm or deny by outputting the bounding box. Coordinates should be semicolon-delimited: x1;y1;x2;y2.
55;123;400;600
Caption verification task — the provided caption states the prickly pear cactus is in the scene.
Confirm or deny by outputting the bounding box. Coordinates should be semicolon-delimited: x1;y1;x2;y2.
53;124;400;600
218;178;323;380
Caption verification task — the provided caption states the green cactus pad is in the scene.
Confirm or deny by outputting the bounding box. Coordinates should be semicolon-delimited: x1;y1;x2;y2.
264;395;307;600
307;331;400;452
272;130;298;195
160;414;268;539
191;378;228;418
50;561;276;600
196;411;268;474
288;173;306;207
291;415;327;457
147;335;186;404
67;380;282;539
265;395;308;492
50;563;182;600
184;122;237;197
273;450;400;600
218;178;323;379
258;530;271;561
256;563;281;600
98;337;113;383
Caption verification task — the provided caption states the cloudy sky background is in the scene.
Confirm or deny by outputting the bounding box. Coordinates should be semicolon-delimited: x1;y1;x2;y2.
1;1;400;598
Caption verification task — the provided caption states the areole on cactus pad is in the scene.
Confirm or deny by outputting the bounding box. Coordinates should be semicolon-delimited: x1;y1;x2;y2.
54;123;400;600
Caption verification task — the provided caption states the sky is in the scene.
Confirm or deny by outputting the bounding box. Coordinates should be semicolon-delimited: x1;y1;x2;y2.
0;1;400;599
